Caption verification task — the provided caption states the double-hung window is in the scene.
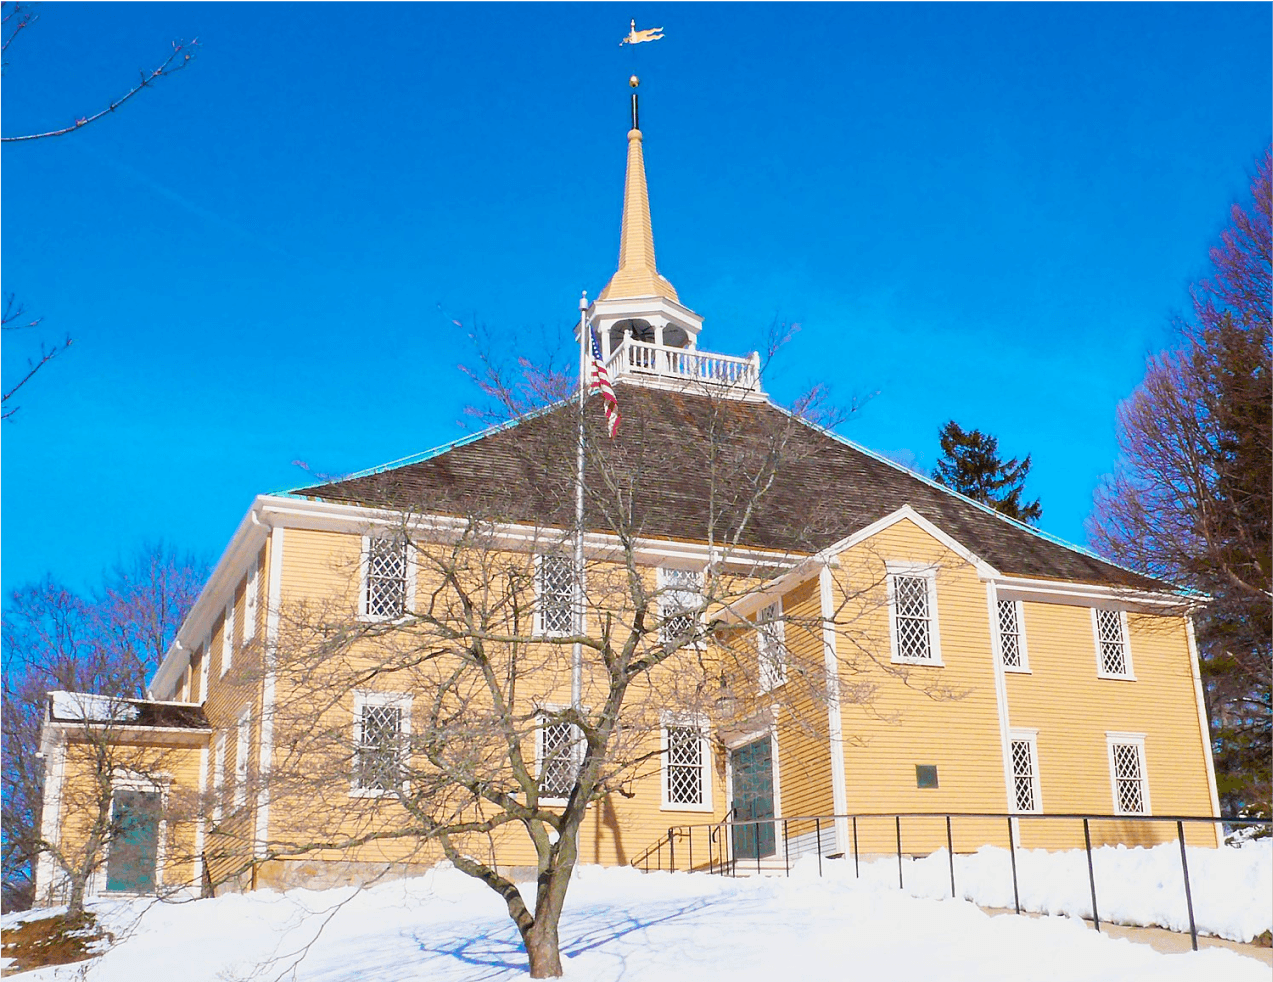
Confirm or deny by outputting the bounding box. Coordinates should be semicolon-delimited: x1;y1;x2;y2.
888;564;941;664
757;600;787;692
1093;608;1133;678
242;568;258;643
1008;729;1041;813
536;712;581;802
352;692;412;795
233;709;251;809
658;567;703;643
535;555;578;637
361;536;410;621
996;599;1029;672
211;733;227;823
220;603;236;678
661;717;711;811
1107;733;1149;814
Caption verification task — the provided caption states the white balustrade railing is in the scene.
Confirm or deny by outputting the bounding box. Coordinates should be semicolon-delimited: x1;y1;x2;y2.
604;339;761;392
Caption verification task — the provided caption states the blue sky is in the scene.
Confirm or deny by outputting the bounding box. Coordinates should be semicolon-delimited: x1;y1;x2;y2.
3;3;1269;595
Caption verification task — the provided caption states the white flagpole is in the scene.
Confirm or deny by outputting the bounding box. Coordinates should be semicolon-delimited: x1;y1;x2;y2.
573;292;588;712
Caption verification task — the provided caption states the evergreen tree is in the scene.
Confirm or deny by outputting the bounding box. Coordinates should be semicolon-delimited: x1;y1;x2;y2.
932;422;1043;525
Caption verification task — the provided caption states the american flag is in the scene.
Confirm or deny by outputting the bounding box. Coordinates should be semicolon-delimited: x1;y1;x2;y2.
588;323;621;438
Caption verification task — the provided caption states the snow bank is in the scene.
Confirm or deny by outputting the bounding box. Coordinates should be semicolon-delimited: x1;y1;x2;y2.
818;837;1271;943
3;851;1267;982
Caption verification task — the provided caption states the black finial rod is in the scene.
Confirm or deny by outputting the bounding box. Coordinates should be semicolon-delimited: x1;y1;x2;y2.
629;74;640;130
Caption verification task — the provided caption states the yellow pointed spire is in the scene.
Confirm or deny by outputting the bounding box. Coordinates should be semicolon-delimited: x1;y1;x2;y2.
598;78;679;303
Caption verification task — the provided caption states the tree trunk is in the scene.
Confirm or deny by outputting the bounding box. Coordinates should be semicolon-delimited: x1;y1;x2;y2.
523;918;563;978
66;873;87;916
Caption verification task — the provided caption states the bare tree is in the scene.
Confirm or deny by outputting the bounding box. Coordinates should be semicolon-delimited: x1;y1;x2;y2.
220;359;962;977
1;3;198;143
1090;148;1271;811
1;545;207;910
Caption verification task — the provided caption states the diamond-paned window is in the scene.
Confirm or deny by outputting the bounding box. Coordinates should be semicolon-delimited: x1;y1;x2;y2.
665;725;705;806
1095;609;1129;676
365;538;408;620
757;601;787;691
539;719;579;800
998;600;1023;669
659;568;703;643
1010;739;1038;812
355;699;407;793
1111;741;1146;814
536;556;577;636
892;574;935;662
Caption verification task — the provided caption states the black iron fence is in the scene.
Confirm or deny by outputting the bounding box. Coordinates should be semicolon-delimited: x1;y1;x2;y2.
630;812;1271;951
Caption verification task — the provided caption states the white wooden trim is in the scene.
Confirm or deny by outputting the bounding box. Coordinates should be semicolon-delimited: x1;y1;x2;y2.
1106;732;1151;815
659;712;714;813
194;742;209;889
1185;615;1221;824
253;525;284;858
197;635;210;703
818;567;849;853
1091;607;1136;680
986;582;1018;828
34;730;67;904
994;574;1189;609
886;562;943;666
242;565;258;643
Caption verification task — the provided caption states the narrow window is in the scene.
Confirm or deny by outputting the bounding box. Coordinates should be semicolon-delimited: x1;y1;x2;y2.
1109;738;1148;814
363;537;408;620
220;603;236;678
1094;608;1131;677
211;733;226;823
997;599;1027;670
242;568;258;642
537;717;579;800
535;555;577;636
889;570;939;663
233;709;251;809
659;568;703;643
757;600;787;692
915;764;939;789
1009;733;1041;812
353;693;411;794
664;724;707;807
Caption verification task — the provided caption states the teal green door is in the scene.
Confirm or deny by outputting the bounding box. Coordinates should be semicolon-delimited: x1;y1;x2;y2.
730;738;776;860
105;789;161;893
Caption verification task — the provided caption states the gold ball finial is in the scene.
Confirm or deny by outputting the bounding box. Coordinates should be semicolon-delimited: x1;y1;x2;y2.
629;75;640;88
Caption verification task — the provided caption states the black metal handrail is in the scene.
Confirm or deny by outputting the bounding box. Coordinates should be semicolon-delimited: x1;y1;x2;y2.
630;811;1271;951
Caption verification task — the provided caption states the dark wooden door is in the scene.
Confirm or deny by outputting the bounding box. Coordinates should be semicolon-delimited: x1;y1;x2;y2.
730;738;776;859
105;789;161;893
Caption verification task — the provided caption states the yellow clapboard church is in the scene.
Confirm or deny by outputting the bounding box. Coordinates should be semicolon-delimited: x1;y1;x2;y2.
36;84;1220;904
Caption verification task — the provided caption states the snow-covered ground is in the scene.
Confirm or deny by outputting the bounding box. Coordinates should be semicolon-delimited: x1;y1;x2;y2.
3;841;1268;982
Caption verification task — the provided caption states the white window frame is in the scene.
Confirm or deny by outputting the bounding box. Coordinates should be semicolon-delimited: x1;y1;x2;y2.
220;602;236;678
660;713;713;813
1091;608;1135;680
996;599;1030;673
242;568;258;643
1106;732;1150;815
211;733;226;824
98;771;169;896
658;567;704;644
1007;728;1042;814
358;534;416;622
534;705;582;805
886;562;943;666
350;691;413;798
533;554;581;638
757;600;788;692
233;708;251;809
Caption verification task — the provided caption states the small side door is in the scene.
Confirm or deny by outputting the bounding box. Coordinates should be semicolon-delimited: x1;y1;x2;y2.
730;737;776;860
105;789;161;893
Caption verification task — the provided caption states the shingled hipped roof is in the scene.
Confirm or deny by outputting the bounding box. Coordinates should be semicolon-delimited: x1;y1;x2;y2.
296;387;1160;591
